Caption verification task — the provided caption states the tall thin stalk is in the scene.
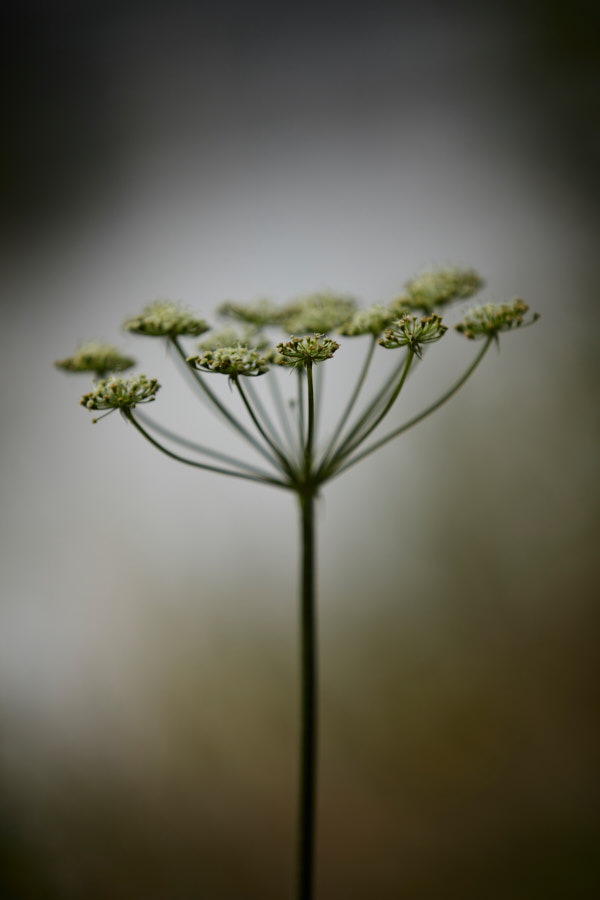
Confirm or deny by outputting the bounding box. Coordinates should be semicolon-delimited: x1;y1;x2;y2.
298;488;317;900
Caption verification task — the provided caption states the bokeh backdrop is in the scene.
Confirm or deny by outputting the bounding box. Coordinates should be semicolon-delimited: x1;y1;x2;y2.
1;1;599;898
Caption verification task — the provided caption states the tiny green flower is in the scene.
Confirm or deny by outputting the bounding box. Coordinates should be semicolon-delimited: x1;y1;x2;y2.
54;341;136;377
187;345;271;378
281;292;357;334
80;374;160;422
455;298;539;340
402;266;484;312
379;313;447;358
337;305;397;337
124;300;208;338
276;334;340;369
216;299;284;328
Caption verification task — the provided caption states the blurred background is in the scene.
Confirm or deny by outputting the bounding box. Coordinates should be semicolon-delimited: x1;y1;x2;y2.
1;0;599;897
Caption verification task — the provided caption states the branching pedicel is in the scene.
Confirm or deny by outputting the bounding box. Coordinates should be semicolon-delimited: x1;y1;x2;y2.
56;267;539;900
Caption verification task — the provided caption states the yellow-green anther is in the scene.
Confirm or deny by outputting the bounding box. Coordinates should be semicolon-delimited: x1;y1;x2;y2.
124;300;209;337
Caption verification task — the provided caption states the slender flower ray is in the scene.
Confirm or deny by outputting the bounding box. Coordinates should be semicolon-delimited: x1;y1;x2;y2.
124;410;292;489
170;336;282;470
305;362;316;474
317;348;408;476
319;334;377;470
324;348;415;476
267;369;298;458
324;312;447;470
297;369;306;452
234;378;298;479
133;408;281;479
313;360;326;439
245;376;287;451
339;351;424;456
333;337;493;476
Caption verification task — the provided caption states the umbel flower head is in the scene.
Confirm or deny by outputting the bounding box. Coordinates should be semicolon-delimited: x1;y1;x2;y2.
337;305;397;337
80;374;160;422
276;334;340;369
196;326;271;353
216;298;284;328
187;345;271;378
379;313;447;358
281;292;357;334
395;266;484;313
455;298;539;340
54;341;135;377
124;300;209;338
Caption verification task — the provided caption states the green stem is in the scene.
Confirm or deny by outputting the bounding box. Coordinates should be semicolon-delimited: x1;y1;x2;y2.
297;488;317;900
305;363;315;474
297;369;306;452
134;409;276;478
333;337;493;477
124;411;291;489
318;349;408;476
325;349;415;476
267;370;297;457
234;379;296;479
313;361;326;438
170;337;278;469
245;377;286;450
319;335;376;470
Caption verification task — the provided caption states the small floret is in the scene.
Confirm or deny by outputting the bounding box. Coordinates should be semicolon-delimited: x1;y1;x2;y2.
80;374;160;422
337;305;396;337
402;266;484;312
124;300;208;337
54;341;135;377
276;334;340;369
455;299;540;340
196;326;271;353
216;299;284;328
379;314;447;358
187;345;270;378
281;292;357;334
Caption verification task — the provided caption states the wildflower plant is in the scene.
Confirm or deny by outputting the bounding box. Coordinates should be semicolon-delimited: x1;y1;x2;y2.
56;269;539;900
